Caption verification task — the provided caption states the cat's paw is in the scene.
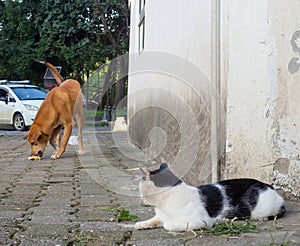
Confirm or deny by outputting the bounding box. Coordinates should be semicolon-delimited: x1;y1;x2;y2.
134;218;162;230
134;221;148;230
122;224;135;229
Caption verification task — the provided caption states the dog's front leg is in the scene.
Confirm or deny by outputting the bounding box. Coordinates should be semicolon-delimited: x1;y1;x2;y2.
50;125;63;150
51;122;72;159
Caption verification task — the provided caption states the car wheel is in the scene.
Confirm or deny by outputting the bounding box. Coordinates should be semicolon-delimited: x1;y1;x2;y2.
13;113;27;131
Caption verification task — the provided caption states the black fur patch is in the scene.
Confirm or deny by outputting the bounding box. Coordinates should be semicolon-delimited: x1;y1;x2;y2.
149;163;182;187
219;179;271;219
219;179;270;204
198;184;223;218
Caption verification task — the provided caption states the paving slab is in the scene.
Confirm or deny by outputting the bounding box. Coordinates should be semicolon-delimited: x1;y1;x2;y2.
0;129;299;246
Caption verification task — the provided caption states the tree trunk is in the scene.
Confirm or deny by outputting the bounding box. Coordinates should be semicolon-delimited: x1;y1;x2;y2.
93;0;129;106
115;55;128;106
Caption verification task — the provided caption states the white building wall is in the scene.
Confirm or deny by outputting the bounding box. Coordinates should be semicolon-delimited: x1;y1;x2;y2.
128;0;300;199
222;0;300;199
129;0;212;73
128;0;217;185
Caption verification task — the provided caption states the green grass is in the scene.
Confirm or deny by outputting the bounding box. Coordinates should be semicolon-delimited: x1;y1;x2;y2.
83;109;103;117
116;209;139;222
101;207;139;223
201;219;258;236
100;207;120;212
83;108;127;117
99;120;109;127
73;231;95;244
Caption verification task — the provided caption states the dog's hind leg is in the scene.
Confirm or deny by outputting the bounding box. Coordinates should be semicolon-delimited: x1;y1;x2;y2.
75;109;85;155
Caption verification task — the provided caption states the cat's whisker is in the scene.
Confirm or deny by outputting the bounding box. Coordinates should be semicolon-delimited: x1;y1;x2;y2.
127;167;140;171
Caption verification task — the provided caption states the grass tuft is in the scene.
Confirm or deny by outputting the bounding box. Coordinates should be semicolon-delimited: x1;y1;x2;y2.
101;206;139;223
201;218;258;236
73;231;95;244
116;209;139;223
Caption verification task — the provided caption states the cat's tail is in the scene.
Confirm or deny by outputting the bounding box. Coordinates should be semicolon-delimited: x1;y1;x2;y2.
268;204;286;220
277;205;286;218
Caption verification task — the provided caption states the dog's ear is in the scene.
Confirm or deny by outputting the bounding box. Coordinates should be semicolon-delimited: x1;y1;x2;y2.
36;131;49;143
27;128;42;142
37;134;48;142
23;132;28;140
39;131;49;139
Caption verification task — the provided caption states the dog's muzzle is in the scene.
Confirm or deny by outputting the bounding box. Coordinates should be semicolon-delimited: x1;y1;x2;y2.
31;151;43;158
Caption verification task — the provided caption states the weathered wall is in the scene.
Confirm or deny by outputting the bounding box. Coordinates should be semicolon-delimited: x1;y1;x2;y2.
221;0;300;200
128;0;218;185
128;0;300;199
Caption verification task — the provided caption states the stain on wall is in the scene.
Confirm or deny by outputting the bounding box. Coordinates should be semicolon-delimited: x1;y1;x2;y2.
273;157;290;174
221;0;300;200
288;30;300;74
128;87;212;185
272;157;299;201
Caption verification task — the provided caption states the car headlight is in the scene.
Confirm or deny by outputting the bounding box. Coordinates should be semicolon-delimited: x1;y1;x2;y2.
24;104;39;111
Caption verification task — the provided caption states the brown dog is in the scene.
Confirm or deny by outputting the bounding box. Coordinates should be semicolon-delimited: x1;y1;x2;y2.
24;61;85;159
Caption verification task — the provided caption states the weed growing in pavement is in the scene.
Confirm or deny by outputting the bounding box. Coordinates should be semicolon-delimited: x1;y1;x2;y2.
116;209;139;222
72;231;95;244
100;207;121;212
101;207;139;222
201;218;258;236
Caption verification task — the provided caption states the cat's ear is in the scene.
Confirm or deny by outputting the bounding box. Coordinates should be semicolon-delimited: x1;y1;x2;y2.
140;167;150;181
159;163;168;170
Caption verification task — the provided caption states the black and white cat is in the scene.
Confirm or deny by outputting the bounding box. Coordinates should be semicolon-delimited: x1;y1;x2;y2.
134;163;286;232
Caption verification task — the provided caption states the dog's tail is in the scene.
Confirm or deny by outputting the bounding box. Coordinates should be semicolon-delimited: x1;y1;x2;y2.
39;61;64;85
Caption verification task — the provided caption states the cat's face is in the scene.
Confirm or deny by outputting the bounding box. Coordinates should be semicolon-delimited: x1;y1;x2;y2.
139;163;182;205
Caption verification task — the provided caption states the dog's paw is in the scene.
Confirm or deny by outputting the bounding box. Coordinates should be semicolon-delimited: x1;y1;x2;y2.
77;149;85;155
50;152;60;159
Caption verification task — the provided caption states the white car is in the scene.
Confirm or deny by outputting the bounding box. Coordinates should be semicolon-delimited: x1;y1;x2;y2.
0;80;47;131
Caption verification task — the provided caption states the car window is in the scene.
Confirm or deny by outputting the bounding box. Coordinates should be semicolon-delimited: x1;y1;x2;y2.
8;93;16;102
11;87;47;100
0;88;8;101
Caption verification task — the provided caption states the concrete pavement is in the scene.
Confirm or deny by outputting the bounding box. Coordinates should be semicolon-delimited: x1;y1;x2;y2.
0;127;299;245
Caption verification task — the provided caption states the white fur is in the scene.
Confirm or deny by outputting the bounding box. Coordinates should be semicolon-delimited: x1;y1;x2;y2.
251;187;284;219
212;184;231;222
135;176;285;232
135;182;215;231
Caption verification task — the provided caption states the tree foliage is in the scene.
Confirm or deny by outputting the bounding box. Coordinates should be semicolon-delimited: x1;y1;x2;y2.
0;0;129;103
0;0;38;80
